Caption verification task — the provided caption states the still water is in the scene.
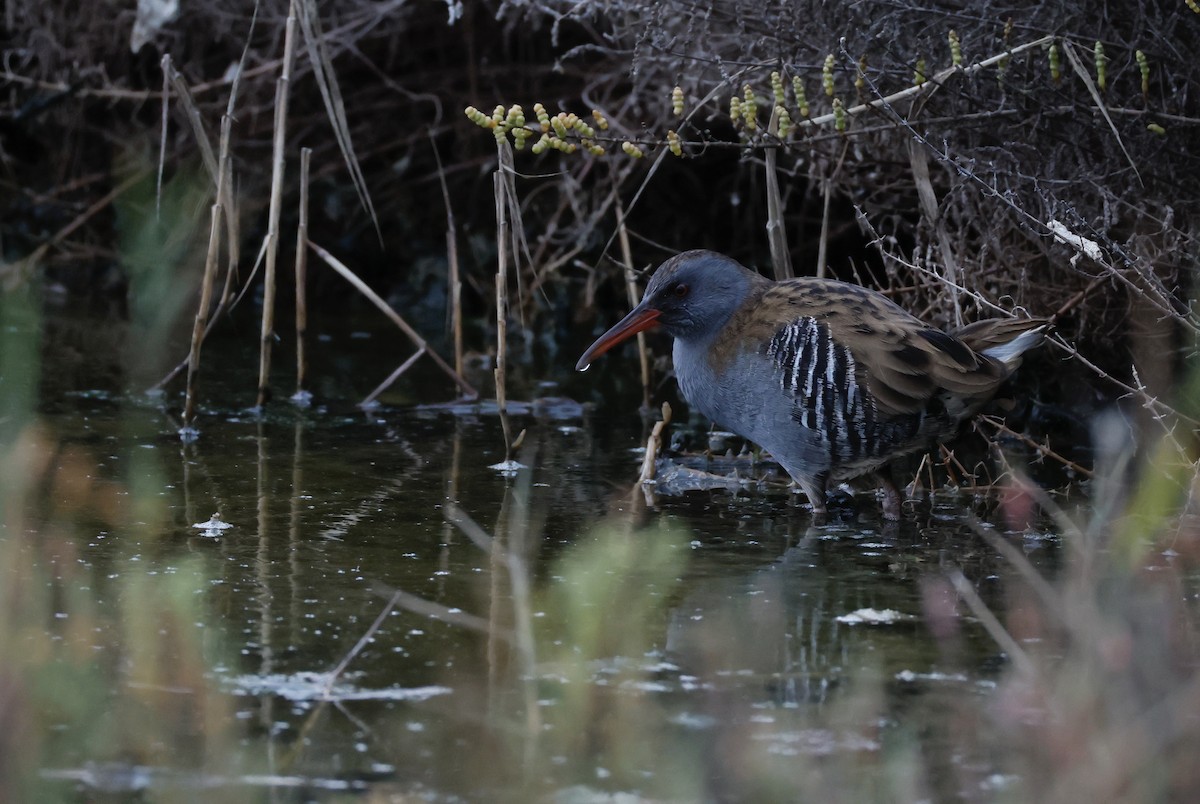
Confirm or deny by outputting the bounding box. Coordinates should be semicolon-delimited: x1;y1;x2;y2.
5;307;1062;802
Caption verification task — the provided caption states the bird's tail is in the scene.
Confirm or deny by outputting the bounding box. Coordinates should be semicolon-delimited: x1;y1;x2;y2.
952;318;1049;371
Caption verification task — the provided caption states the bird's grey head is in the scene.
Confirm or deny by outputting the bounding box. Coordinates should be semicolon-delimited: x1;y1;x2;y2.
641;250;756;342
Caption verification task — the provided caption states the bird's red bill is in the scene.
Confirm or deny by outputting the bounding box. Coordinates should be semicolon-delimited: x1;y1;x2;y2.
575;306;661;371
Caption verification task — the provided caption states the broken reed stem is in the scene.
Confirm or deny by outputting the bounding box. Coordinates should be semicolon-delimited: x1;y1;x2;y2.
149;104;238;394
638;402;673;483
294;147;311;398
764;105;793;280
615;195;652;412
360;347;425;408
166;63;218;187
183;202;224;430
256;3;298;408
307;240;478;398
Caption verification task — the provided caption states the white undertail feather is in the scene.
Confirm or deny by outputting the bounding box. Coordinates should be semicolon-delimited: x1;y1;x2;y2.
981;327;1047;369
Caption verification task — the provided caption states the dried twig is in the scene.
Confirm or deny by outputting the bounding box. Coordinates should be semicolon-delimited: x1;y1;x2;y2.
638;402;673;484
308;240;477;398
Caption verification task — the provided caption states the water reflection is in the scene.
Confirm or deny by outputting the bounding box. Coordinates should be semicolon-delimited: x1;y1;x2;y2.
6;321;1073;802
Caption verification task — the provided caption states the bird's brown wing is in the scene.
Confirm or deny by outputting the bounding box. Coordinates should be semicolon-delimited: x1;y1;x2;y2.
740;279;1020;418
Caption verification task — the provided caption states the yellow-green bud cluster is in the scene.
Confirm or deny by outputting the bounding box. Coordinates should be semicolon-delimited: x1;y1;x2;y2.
506;105;527;148
1094;41;1107;91
949;30;962;67
672;86;684;116
1136;49;1149;98
823;54;835;96
667;130;682;156
1147;122;1166;135
465;104;536;148
729;95;742;122
591;109;609;130
464;105;492;128
914;57;927;86
792;76;809;117
621;141;644;158
546;135;576;154
742;84;758;130
775;107;793;139
855;56;867;98
832;97;846;132
1048;42;1061;82
770;71;785;107
1189;0;1199;13
550;113;568;138
534;103;551;132
569;113;595;138
582;140;605;156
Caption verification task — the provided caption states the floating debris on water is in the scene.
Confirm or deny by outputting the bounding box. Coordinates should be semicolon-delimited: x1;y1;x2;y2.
193;513;234;537
834;608;912;625
227;670;451;703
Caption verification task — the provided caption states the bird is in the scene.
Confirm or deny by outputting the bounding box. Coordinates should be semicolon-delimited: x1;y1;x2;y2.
576;250;1047;520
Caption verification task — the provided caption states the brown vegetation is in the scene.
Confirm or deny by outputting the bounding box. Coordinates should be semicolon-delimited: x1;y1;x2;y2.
2;1;1198;429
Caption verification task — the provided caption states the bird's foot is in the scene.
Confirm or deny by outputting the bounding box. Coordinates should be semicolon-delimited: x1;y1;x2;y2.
875;471;903;521
791;481;830;523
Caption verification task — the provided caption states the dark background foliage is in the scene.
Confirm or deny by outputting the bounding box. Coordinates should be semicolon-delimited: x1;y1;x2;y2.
2;0;1198;420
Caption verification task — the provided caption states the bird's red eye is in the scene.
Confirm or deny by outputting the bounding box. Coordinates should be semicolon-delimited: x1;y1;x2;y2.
673;283;689;297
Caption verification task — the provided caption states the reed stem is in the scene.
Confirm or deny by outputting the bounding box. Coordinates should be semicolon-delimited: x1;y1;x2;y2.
293;147;311;399
256;1;298;407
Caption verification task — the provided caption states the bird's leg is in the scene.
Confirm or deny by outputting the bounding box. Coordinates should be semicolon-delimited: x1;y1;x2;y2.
795;475;828;521
874;470;903;521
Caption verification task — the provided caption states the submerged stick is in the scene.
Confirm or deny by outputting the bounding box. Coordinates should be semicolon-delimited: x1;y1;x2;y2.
308;240;478;398
256;2;299;407
294;147;311;400
638;402;673;483
359;347;425;408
